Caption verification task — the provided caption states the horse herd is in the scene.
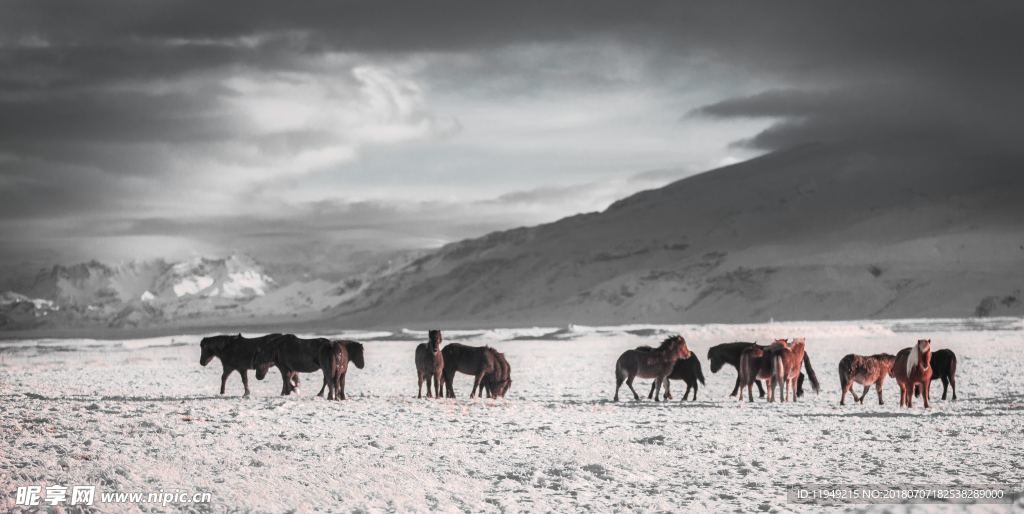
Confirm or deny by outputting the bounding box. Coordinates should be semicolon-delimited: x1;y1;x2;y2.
198;331;958;408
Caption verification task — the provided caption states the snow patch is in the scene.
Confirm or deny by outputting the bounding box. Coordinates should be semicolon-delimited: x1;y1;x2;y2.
172;275;214;297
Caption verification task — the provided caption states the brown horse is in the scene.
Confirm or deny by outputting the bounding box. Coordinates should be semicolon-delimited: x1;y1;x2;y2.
441;343;499;398
838;353;896;405
415;330;445;398
770;338;808;402
613;335;692;402
738;342;780;402
318;340;365;400
892;339;933;408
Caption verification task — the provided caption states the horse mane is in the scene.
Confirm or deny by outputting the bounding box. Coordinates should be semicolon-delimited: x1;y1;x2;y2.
658;335;683;349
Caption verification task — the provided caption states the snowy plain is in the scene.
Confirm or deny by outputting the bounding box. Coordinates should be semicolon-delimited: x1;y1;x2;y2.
1;319;1023;513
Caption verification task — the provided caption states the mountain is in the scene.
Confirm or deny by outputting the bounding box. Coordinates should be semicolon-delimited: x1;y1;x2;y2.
324;143;1024;327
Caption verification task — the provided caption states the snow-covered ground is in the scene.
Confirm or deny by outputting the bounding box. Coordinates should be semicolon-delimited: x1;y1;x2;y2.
2;319;1022;512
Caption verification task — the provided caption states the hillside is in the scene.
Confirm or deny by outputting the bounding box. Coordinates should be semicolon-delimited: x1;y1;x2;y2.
325;143;1024;327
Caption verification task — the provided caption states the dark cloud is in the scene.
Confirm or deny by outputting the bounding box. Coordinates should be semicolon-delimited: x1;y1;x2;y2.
1;1;1022;267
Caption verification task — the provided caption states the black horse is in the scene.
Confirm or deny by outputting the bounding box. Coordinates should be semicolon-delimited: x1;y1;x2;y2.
916;348;958;400
647;353;705;401
199;333;283;396
253;334;332;395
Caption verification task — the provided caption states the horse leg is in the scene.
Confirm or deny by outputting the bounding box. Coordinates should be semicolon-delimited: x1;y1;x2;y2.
950;374;957;400
731;373;741;397
220;368;232;395
626;375;641;401
433;373;442;400
240;369;250;397
614;373;624;402
922;380;930;409
941;376;949;400
417;372;424;399
756;379;766;398
444;371;456;398
875;381;884;405
318;376;328;398
653;377;663;402
647;381;655;400
857;385;868;404
338;373;346;401
663;379;672;400
470;373;482;399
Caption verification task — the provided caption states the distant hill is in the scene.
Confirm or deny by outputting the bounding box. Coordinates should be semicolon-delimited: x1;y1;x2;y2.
323;143;1024;327
0;253;413;331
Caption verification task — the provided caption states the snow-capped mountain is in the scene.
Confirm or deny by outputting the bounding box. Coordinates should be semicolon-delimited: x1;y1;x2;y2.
153;254;274;300
0;251;417;331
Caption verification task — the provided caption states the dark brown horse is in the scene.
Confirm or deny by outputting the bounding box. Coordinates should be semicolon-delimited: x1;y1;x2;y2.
893;339;933;408
482;350;511;398
838;353;896;405
614;335;692;402
441;343;499;398
253;334;332;395
646;353;705;401
737;346;765;401
915;348;957;401
199;333;283;396
319;340;365;400
415;330;445;398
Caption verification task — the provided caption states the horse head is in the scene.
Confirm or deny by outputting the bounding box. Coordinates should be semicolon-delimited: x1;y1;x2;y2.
707;347;725;373
667;335;691;360
347;341;366;369
916;339;932;371
428;329;443;354
199;335;232;366
251;341;277;380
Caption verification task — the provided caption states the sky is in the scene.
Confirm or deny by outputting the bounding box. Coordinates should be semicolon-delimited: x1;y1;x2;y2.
1;1;1021;270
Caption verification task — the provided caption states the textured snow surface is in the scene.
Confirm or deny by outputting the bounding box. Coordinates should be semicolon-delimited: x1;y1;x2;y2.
1;319;1022;513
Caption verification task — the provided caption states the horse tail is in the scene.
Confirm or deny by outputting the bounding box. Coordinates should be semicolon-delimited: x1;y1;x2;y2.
803;353;821;393
695;356;706;385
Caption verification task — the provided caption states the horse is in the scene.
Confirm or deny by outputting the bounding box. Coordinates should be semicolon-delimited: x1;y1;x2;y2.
708;342;808;398
613;335;692;402
770;338;810;402
646;353;705;401
892;339;933;408
415;329;445;399
838;353;896;405
252;334;332;395
915;349;957;401
199;333;284;396
441;343;500;398
319;340;365;400
481;350;511;398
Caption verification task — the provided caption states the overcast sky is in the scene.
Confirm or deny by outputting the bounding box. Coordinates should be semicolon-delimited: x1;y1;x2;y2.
1;1;1021;268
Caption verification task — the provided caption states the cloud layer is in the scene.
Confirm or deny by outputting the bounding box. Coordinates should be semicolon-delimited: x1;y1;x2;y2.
1;1;1021;268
